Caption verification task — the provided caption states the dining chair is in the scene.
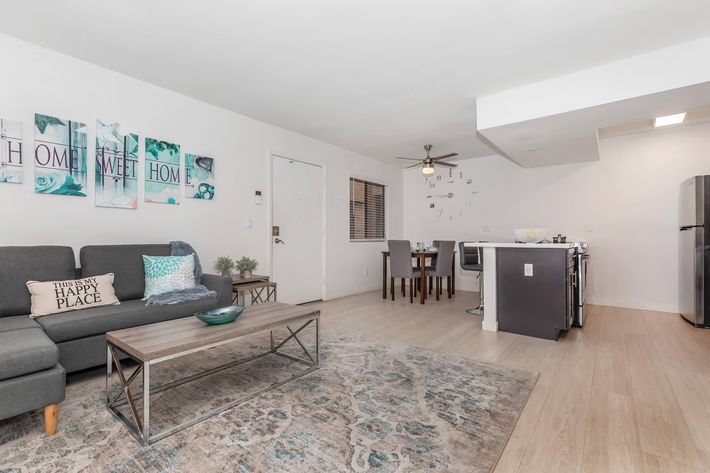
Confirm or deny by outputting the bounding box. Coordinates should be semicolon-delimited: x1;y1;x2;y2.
428;240;442;296
425;240;455;300
387;240;421;303
459;241;483;315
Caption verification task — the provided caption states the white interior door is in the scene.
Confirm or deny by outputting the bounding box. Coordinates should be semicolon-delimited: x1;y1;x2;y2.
271;155;324;304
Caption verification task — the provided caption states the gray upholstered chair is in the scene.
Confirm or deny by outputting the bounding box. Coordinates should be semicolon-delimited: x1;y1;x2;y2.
428;240;442;296
459;241;483;315
425;240;455;300
387;240;421;303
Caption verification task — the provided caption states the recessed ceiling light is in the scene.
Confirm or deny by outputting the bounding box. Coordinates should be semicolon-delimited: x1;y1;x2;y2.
654;112;686;127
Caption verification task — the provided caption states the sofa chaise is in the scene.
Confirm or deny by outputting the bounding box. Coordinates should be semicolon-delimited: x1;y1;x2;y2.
0;244;232;435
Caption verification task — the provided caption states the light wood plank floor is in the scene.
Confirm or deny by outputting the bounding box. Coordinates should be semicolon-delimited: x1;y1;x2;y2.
311;289;710;473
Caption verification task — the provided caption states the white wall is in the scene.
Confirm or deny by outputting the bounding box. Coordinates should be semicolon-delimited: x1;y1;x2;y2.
0;34;403;300
403;122;710;313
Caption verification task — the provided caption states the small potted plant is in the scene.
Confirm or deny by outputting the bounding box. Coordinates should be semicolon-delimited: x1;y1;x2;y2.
235;257;258;279
213;256;235;277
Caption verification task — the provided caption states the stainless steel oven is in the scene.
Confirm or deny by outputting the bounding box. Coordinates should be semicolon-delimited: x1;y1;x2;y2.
566;248;576;330
573;243;589;327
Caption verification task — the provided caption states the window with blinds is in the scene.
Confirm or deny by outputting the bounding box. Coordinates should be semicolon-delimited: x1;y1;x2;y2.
349;177;386;241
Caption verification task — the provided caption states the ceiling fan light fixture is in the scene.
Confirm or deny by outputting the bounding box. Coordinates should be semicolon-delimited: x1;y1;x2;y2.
422;163;435;175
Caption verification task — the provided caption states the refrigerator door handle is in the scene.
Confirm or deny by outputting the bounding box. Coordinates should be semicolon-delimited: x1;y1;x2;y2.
680;224;704;231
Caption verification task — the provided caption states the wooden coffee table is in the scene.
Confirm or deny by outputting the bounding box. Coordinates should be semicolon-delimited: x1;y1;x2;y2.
105;302;319;445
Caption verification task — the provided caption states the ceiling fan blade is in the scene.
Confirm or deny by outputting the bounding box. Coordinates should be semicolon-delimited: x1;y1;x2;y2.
436;161;458;168
395;157;423;161
431;153;458;160
405;163;422;169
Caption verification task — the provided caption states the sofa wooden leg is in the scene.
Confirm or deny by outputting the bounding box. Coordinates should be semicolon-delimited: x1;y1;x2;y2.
44;403;58;436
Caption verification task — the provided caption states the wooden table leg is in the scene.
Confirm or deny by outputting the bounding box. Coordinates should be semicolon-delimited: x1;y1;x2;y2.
382;253;387;299
451;255;456;294
44;403;58;436
419;256;426;304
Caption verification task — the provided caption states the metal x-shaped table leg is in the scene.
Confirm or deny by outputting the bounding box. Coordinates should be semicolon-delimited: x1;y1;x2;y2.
271;319;319;366
108;345;144;432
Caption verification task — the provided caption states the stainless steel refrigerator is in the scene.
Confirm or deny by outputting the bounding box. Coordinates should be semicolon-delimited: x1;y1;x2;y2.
679;176;710;327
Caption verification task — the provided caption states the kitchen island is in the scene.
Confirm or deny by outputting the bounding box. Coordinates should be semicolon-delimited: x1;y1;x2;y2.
463;242;578;339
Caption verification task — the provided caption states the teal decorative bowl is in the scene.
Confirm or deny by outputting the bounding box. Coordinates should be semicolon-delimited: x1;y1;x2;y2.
195;305;245;325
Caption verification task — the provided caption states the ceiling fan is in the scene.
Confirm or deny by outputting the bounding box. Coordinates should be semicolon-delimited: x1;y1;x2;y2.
396;144;458;175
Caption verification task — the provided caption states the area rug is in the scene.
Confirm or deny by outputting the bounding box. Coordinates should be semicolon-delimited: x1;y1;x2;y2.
0;331;537;473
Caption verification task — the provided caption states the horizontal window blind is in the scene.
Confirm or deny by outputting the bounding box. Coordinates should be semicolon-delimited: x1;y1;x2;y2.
349;177;386;240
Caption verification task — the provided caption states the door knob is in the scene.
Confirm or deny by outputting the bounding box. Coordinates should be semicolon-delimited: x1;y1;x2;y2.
274;238;285;244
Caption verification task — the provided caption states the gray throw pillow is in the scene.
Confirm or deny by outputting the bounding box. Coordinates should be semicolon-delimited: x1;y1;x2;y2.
170;240;203;281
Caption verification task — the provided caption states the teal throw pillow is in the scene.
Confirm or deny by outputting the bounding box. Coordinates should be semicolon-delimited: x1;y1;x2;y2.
142;254;196;299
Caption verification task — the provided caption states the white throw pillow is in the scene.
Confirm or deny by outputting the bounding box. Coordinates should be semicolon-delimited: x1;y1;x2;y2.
26;273;120;318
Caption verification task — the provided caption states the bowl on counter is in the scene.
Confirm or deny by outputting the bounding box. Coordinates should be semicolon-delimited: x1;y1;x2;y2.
514;228;549;243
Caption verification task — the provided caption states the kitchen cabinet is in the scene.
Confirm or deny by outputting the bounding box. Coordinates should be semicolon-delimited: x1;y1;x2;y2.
496;247;575;340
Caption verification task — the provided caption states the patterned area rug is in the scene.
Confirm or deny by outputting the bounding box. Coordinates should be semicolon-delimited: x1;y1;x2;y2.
0;332;537;473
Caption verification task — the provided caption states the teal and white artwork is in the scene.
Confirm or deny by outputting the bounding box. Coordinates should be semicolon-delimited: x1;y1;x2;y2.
145;137;180;205
34;113;87;196
0;119;23;183
95;120;139;209
185;153;215;200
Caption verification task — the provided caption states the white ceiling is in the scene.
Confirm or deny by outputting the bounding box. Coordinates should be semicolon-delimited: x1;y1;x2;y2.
479;82;710;168
2;0;710;164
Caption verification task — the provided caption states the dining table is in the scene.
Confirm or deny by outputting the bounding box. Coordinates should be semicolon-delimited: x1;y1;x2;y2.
381;250;456;304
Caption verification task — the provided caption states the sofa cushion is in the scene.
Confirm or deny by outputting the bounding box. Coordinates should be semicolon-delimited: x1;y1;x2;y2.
0;328;59;381
0;316;42;333
80;244;171;301
36;297;220;343
0;246;76;318
0;364;65;421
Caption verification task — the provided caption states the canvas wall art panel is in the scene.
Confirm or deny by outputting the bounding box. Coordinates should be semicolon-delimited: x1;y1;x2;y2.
185;153;215;200
95;119;139;209
34;113;87;196
0;118;23;183
145;137;180;204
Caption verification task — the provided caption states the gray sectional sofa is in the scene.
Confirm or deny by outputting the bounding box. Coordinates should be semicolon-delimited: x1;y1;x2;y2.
0;244;232;435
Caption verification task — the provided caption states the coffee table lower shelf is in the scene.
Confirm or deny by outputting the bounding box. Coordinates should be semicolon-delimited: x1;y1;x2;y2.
105;315;319;445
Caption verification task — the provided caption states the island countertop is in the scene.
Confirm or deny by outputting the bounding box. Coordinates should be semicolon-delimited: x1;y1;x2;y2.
463;242;576;249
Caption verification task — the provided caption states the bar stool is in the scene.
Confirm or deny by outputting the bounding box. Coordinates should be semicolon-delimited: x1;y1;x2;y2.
458;241;484;315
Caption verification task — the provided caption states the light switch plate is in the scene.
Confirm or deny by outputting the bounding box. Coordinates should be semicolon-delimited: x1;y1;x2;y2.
524;264;534;277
